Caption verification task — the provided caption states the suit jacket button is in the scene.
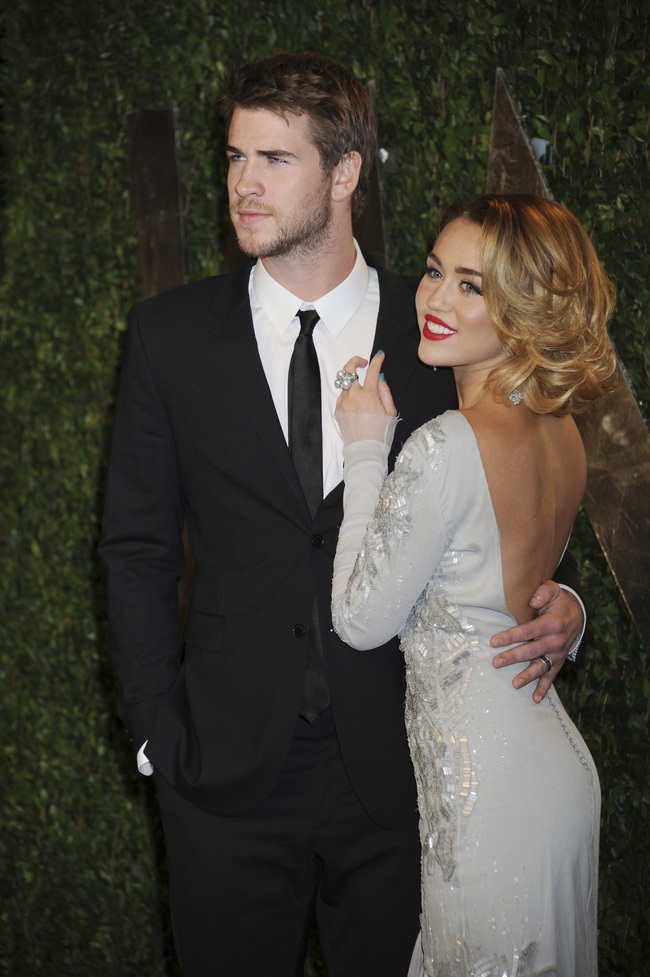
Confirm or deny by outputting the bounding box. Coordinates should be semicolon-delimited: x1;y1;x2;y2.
311;534;324;548
293;624;306;638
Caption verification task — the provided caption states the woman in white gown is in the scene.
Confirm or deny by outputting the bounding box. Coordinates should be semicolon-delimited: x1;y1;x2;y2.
331;195;616;977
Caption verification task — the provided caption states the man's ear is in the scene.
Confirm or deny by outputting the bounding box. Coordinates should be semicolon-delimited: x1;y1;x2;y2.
331;151;362;202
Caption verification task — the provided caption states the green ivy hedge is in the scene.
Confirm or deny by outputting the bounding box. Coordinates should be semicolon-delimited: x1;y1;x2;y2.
2;1;648;974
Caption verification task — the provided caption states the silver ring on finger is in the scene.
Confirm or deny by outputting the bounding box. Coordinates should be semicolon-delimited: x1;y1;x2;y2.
535;655;553;674
335;370;359;390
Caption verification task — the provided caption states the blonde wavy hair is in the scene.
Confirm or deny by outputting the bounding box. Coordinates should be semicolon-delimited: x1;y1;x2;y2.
437;194;617;415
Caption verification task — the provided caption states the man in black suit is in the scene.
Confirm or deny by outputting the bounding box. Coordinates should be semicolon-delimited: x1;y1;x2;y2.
100;53;584;977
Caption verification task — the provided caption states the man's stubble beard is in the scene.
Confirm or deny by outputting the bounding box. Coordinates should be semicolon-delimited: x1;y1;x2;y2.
231;176;335;260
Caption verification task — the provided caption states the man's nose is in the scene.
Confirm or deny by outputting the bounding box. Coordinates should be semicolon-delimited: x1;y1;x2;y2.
232;160;263;198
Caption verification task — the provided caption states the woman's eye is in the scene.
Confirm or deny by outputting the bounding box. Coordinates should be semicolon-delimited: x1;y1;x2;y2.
424;266;442;280
461;280;483;297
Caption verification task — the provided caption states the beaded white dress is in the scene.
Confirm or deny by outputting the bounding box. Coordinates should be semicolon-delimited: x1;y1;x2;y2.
331;411;599;977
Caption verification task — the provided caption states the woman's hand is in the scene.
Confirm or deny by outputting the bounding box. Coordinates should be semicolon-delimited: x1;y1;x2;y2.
334;351;397;445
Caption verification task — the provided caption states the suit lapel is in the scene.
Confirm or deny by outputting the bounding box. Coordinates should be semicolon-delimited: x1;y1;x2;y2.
206;263;309;514
371;262;421;405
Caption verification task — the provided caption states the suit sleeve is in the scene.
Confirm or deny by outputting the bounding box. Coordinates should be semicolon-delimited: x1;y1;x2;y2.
98;307;185;750
553;547;587;667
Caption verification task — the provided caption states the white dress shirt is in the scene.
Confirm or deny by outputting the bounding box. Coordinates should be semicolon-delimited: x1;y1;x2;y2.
250;243;380;498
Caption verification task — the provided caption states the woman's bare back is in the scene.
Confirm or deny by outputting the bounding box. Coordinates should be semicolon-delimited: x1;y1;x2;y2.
461;401;586;625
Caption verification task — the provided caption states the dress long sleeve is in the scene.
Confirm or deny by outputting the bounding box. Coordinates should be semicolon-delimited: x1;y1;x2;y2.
332;424;450;651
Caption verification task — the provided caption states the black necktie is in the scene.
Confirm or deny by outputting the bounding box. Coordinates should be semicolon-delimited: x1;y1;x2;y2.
288;309;329;720
288;309;323;518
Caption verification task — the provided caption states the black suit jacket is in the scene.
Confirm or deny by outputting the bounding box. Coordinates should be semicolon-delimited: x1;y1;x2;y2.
100;259;456;826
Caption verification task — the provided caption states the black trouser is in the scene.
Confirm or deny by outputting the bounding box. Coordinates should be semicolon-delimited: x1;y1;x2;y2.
155;707;421;976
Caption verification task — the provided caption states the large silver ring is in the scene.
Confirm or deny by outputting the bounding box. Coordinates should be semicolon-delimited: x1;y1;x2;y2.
535;655;553;674
334;370;359;390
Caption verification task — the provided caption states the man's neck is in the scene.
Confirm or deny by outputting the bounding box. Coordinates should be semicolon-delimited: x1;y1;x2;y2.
260;234;357;302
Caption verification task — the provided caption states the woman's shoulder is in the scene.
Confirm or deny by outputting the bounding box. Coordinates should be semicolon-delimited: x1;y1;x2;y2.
394;410;480;483
407;409;472;443
402;410;476;457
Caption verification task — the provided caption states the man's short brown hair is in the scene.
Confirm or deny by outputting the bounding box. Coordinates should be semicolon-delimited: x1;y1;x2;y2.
221;52;377;217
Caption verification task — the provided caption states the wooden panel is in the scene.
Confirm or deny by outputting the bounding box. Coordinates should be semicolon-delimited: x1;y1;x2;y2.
128;108;186;299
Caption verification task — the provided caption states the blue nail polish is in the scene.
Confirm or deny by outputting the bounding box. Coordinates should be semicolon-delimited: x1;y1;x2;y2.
376;349;384;355
379;373;385;382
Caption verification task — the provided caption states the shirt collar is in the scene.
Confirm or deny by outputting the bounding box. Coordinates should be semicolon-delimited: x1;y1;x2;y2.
253;241;369;338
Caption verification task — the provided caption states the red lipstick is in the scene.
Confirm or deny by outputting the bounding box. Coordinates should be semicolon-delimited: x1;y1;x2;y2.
422;315;456;341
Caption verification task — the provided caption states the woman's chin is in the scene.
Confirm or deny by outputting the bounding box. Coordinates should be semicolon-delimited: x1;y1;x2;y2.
418;339;445;369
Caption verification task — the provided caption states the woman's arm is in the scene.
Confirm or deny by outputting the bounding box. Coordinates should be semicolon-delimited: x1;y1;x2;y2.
332;353;448;649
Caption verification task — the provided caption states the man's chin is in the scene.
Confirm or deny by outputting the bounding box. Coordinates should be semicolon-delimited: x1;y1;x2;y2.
235;239;264;259
233;229;278;259
232;219;331;261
